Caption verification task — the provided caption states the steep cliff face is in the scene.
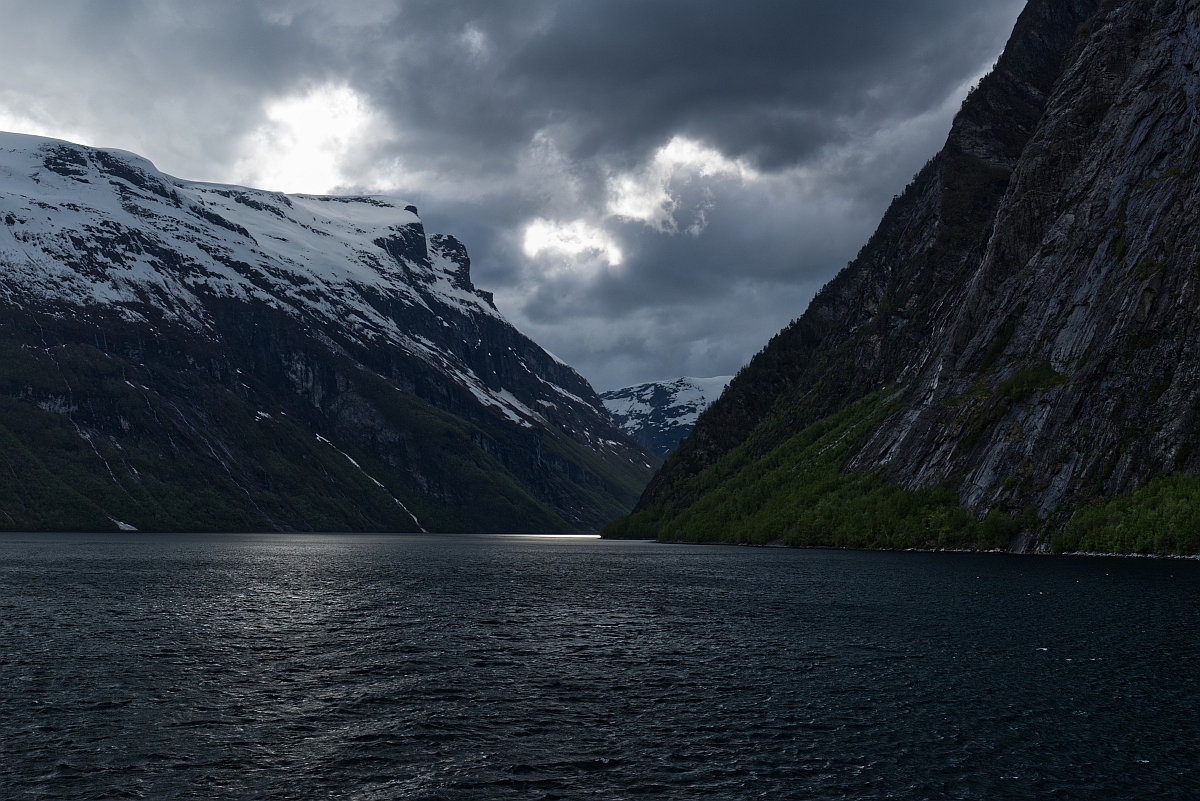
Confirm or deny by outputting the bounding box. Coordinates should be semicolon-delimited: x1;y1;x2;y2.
0;133;658;532
633;0;1100;521
615;0;1200;550
854;1;1180;506
856;0;1200;524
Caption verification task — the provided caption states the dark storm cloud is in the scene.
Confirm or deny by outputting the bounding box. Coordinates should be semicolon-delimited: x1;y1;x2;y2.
0;0;1026;389
330;0;1024;172
499;1;1012;168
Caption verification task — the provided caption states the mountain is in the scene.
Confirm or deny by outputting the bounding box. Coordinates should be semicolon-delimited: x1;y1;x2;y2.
0;132;659;532
608;0;1200;554
601;377;731;458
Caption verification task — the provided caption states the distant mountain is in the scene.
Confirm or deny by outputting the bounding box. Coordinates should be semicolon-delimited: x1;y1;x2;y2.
0;132;659;532
601;377;731;457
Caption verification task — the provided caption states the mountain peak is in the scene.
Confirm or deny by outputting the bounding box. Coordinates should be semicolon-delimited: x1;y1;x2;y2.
602;376;731;458
0;132;659;532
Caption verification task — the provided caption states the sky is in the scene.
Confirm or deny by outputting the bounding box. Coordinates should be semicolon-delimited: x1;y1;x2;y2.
0;0;1026;391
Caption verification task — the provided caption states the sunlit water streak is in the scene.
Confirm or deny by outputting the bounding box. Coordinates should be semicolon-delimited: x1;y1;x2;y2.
1;533;1197;799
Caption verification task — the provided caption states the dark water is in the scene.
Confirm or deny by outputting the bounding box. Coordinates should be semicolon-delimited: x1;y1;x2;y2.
1;535;1198;799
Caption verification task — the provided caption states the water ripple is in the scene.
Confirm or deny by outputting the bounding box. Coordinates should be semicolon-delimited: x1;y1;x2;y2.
1;534;1198;799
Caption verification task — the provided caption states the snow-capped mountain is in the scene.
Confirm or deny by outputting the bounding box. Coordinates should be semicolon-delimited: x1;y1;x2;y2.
0;132;658;532
601;376;731;457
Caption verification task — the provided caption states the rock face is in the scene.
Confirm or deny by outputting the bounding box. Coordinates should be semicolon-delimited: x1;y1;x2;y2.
601;377;731;458
627;0;1200;548
0;133;658;532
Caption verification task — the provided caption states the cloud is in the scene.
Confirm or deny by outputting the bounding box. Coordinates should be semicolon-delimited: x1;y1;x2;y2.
523;218;623;269
520;135;754;274
0;0;1026;389
606;136;755;234
230;83;388;194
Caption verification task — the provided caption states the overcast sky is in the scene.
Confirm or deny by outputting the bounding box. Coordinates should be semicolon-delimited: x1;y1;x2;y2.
0;0;1025;390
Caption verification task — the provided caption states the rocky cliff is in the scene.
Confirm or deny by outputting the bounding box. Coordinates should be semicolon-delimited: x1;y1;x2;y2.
0;133;658;532
610;0;1200;553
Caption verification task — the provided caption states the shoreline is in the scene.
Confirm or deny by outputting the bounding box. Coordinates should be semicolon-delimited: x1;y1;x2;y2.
611;537;1200;560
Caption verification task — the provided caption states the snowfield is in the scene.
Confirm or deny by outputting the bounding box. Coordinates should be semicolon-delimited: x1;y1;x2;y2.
0;132;582;430
601;376;732;456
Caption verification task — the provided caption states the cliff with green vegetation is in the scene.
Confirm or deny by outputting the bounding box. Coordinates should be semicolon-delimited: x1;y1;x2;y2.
610;0;1200;554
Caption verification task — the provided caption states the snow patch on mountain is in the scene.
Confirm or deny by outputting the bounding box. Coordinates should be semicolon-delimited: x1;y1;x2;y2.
0;134;497;323
0;131;584;429
601;376;732;457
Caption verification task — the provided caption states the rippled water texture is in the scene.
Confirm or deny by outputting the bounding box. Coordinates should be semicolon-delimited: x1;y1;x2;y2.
1;534;1198;799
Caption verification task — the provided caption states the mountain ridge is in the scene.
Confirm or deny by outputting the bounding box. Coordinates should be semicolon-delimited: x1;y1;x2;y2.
600;376;731;458
607;0;1200;553
630;0;1101;516
0;132;658;532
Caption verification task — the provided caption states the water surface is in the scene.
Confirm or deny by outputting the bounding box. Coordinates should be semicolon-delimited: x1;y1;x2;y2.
1;534;1197;799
